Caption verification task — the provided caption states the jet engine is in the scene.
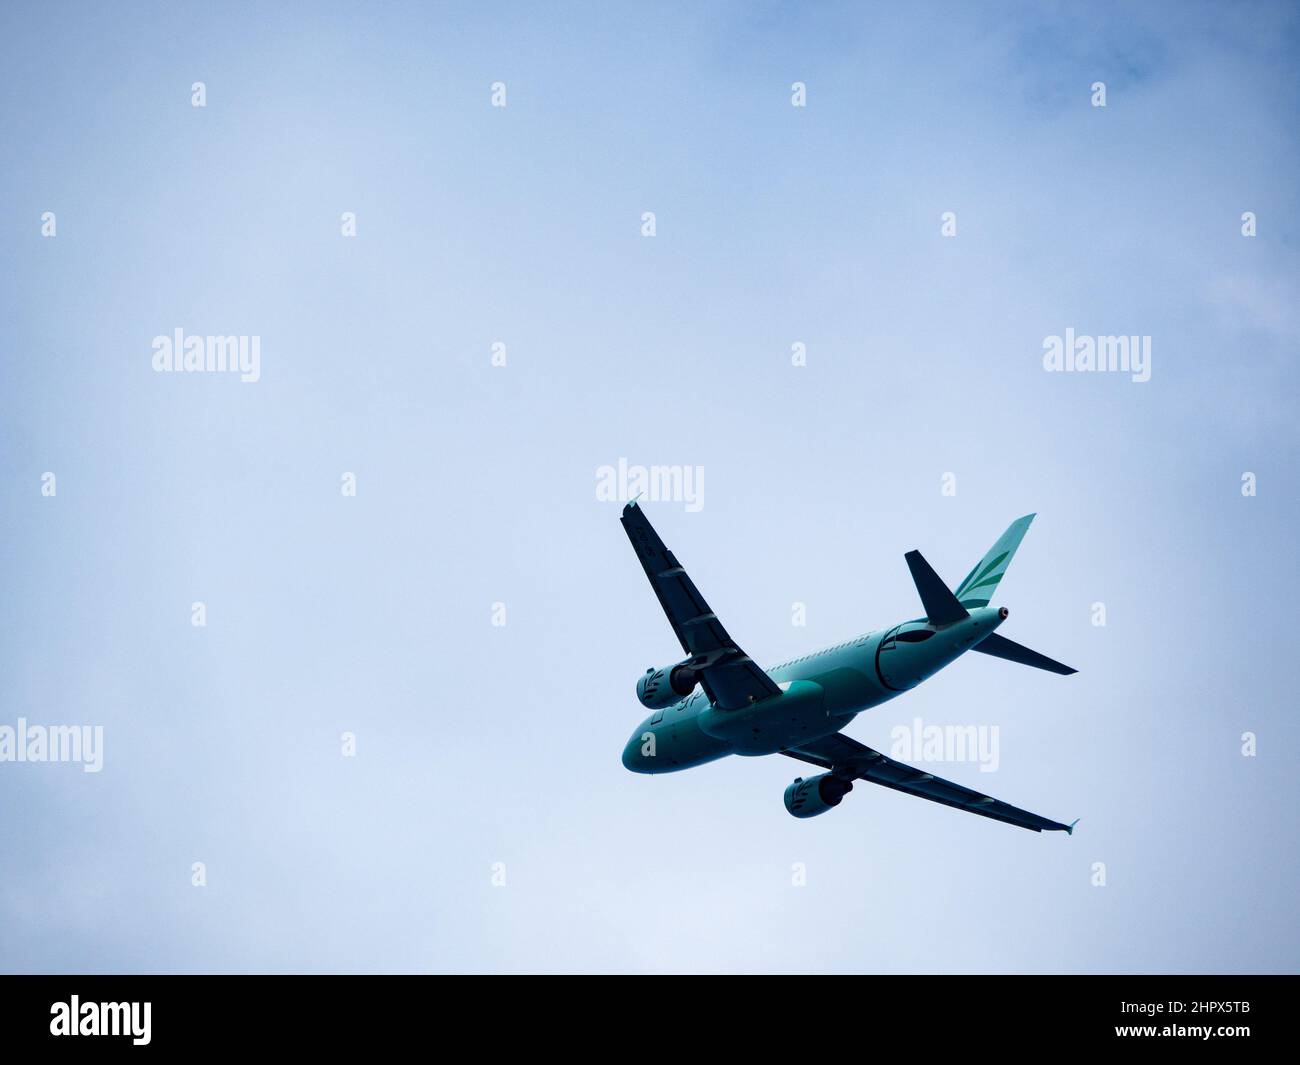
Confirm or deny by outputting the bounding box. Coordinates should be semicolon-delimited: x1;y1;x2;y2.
784;773;853;818
636;662;699;709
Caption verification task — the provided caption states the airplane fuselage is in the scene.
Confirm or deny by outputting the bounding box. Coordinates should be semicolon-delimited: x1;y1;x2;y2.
622;606;1008;772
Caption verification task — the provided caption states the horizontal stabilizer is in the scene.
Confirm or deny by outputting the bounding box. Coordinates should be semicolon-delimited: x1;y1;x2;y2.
904;550;969;626
973;632;1077;675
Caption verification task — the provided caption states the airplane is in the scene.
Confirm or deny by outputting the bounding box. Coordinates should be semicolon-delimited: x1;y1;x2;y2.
619;502;1079;833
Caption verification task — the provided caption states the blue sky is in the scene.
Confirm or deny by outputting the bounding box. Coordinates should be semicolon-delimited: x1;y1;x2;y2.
1;1;1297;972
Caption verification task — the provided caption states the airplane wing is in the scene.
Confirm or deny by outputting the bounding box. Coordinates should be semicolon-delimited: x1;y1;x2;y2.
781;732;1075;833
621;501;781;711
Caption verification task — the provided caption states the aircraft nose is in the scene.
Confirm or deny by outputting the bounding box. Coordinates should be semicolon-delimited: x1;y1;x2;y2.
622;727;651;772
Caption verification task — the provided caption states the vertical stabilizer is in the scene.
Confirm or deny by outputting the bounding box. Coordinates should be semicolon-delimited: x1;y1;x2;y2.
953;515;1035;609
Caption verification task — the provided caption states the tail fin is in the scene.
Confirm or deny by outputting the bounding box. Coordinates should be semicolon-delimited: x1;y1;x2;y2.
904;550;969;626
952;514;1035;609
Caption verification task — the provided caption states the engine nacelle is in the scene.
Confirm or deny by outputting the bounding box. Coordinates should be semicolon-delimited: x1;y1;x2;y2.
636;662;699;710
784;773;853;818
